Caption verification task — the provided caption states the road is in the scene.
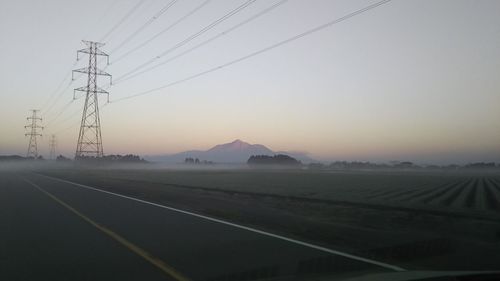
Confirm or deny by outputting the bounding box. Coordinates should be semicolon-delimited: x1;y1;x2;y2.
0;171;402;281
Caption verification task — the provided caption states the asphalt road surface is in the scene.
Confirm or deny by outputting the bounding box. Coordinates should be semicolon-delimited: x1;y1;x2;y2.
0;172;402;281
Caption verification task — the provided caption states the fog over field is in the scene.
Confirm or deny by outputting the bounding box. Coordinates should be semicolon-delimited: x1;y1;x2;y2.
16;165;497;271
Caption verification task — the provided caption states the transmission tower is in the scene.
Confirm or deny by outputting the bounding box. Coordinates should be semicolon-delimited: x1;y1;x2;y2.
49;134;57;160
25;109;43;159
72;40;112;159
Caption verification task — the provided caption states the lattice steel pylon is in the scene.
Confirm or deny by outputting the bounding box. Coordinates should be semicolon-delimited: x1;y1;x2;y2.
72;40;112;159
25;109;43;159
49;134;57;160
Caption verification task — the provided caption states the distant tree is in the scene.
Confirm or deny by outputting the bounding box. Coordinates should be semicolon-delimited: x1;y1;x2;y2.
76;154;146;163
328;161;388;170
0;155;27;161
105;154;145;163
185;157;214;165
56;155;71;161
329;161;347;169
247;154;301;166
308;163;325;170
443;164;460;170
465;162;497;169
394;161;417;168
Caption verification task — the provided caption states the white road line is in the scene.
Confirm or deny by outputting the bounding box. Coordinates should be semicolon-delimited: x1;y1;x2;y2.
36;173;405;272
23;178;191;281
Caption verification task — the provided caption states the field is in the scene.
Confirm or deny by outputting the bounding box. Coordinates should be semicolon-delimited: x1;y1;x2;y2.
36;167;500;271
52;168;500;213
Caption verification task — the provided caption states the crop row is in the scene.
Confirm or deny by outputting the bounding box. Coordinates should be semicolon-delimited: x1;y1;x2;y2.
364;177;500;211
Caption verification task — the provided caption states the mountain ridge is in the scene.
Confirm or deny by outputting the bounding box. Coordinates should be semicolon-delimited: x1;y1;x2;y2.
144;139;316;163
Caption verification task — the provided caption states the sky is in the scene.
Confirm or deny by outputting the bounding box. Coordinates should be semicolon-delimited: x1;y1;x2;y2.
0;0;499;164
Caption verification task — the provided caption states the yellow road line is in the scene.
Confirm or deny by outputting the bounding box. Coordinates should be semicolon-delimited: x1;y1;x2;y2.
23;178;191;281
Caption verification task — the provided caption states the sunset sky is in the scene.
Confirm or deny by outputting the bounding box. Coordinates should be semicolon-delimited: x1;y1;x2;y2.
0;0;499;164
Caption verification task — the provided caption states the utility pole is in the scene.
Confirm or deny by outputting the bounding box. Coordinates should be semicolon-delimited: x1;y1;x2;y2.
25;109;43;159
72;40;112;159
49;134;57;160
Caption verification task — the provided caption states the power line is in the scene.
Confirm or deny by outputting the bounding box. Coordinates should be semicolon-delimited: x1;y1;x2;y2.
53;120;80;135
51;112;81;135
114;0;257;83
82;0;121;40
47;86;105;131
40;59;79;113
43;79;75;118
40;71;70;112
43;67;101;130
116;0;289;85
44;99;75;128
42;70;88;119
92;0;168;72
39;0;142;140
44;0;390;149
52;102;111;136
53;107;81;129
40;0;113;116
99;0;147;43
108;0;179;55
42;9;116;117
112;0;213;64
43;61;92;119
111;0;392;103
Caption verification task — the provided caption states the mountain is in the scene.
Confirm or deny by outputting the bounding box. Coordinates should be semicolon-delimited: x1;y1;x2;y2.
145;139;316;164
